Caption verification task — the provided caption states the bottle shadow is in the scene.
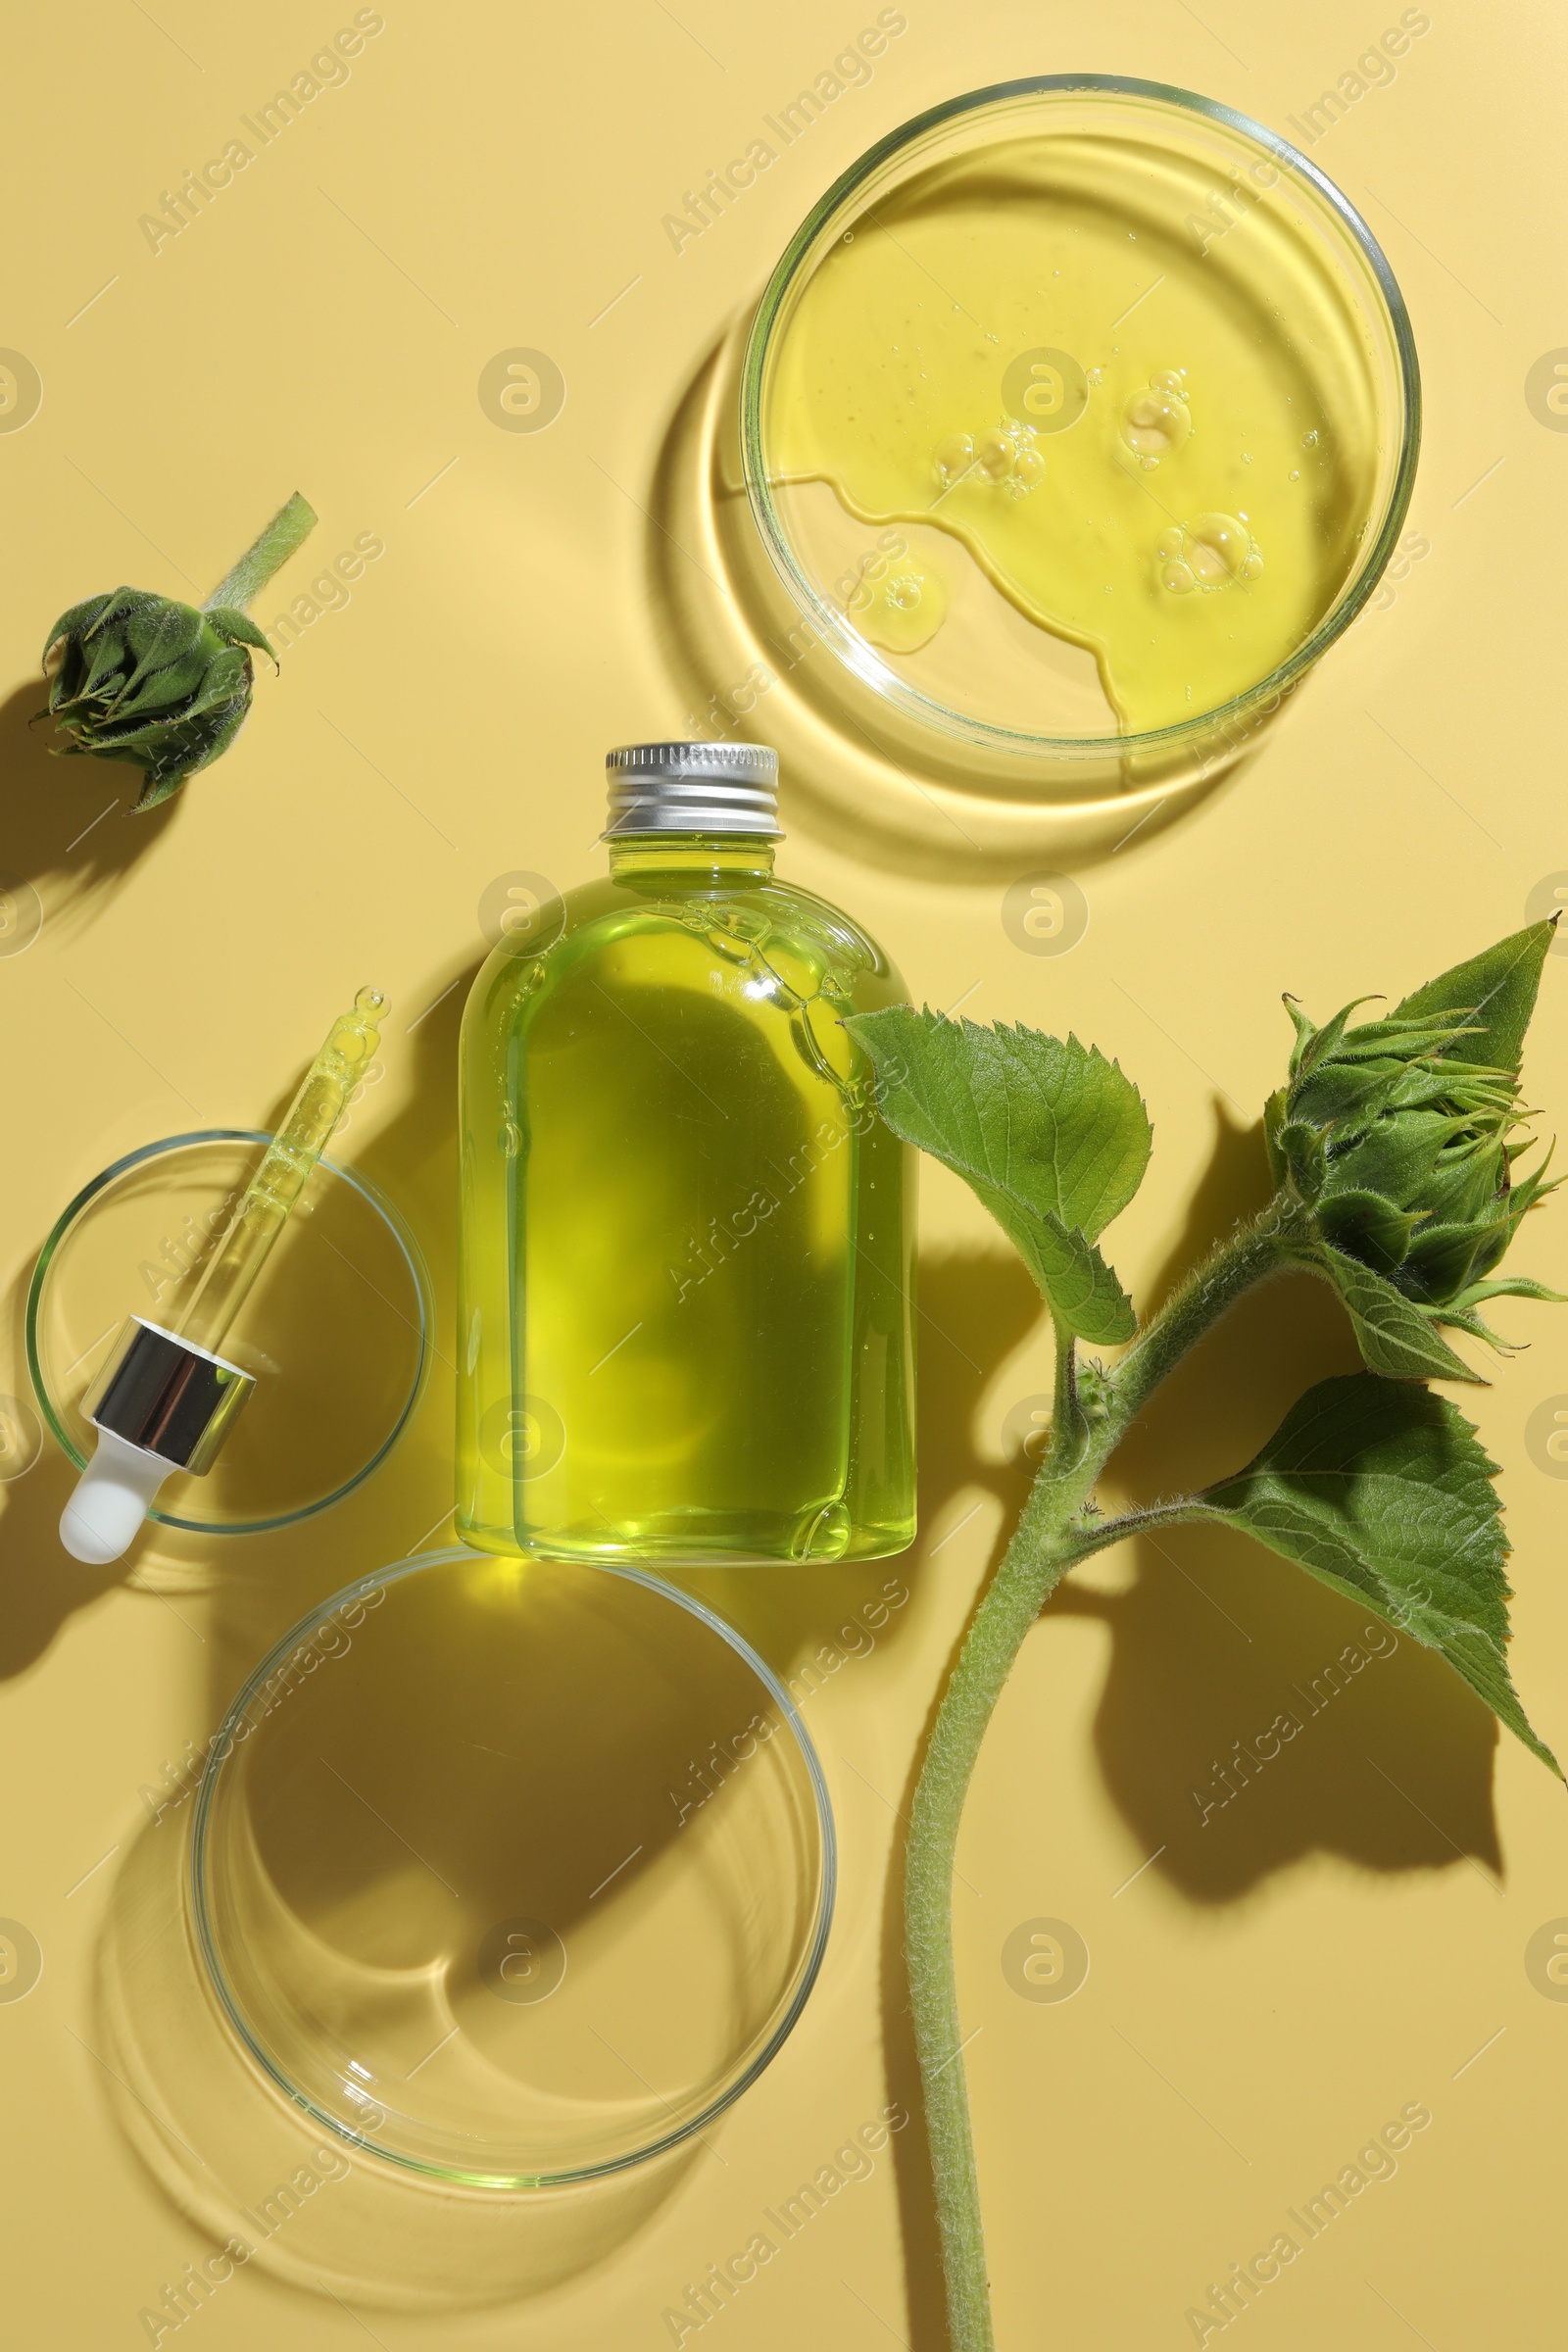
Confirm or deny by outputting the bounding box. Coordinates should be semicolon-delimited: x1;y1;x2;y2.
79;952;958;2317
0;675;177;938
66;1004;1507;2333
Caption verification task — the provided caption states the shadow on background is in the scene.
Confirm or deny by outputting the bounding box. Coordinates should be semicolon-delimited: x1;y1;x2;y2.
98;1802;709;2315
0;970;480;1683
64;946;954;2318
866;1115;1507;2340
0;675;177;935
25;997;1504;2333
1086;1100;1502;1899
0;1267;122;1674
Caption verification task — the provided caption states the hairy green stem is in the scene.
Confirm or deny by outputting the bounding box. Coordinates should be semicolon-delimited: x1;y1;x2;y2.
1111;1190;1303;1425
904;1197;1298;2349
204;491;318;613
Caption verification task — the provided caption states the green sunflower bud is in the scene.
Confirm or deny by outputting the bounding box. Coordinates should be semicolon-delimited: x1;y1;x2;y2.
1266;923;1563;1370
39;491;316;810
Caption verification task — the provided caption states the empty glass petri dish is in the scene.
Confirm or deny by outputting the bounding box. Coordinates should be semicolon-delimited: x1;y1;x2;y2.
189;1547;835;2184
27;1130;430;1536
741;75;1419;794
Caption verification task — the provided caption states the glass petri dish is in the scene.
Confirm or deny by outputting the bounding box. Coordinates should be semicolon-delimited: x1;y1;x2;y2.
741;75;1419;786
27;1130;430;1536
189;1547;835;2185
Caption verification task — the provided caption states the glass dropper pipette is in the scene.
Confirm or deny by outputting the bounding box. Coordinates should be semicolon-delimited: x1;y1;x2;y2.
59;988;388;1564
175;987;386;1351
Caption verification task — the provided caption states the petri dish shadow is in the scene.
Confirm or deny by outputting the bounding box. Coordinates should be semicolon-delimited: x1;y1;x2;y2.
96;1800;704;2314
97;1546;836;2309
190;1551;832;2180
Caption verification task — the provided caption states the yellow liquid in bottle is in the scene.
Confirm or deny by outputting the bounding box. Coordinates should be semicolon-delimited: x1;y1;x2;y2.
763;134;1384;733
456;837;915;1564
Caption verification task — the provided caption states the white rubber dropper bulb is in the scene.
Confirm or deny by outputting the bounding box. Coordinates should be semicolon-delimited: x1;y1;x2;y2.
59;1430;174;1565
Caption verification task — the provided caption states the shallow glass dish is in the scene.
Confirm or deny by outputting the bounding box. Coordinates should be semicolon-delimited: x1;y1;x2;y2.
190;1546;835;2185
27;1130;430;1536
741;74;1419;777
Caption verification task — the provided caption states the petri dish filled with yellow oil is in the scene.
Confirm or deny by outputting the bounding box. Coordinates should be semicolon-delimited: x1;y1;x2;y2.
190;1546;835;2184
27;1130;431;1535
741;75;1419;789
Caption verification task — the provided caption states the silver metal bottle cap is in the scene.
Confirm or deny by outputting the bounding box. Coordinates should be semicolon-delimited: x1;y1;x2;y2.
82;1317;256;1476
606;742;780;837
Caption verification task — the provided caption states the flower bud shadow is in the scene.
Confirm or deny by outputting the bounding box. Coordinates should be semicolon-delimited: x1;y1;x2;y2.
0;676;176;937
1061;1098;1504;1901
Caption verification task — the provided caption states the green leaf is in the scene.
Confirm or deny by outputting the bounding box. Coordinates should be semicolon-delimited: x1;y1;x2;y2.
41;592;114;661
206;607;278;666
985;1208;1136;1345
116;599;206;703
846;1009;1151;1238
1450;1273;1568;1312
847;1007;1146;1342
1312;1188;1417;1273
104;646;211;719
1306;1244;1483;1382
1201;1372;1558;1771
1393;922;1554;1077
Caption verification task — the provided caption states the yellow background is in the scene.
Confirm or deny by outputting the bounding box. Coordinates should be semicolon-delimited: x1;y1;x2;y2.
3;2;1566;2345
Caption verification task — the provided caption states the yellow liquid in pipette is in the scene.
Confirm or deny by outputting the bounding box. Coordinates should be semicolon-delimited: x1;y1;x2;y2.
764;136;1383;732
177;987;386;1353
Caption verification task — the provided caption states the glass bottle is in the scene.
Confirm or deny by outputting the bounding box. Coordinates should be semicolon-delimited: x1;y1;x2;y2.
457;742;915;1564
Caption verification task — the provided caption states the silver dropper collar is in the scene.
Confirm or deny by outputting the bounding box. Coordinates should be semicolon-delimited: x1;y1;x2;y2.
606;742;779;837
83;1316;255;1475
